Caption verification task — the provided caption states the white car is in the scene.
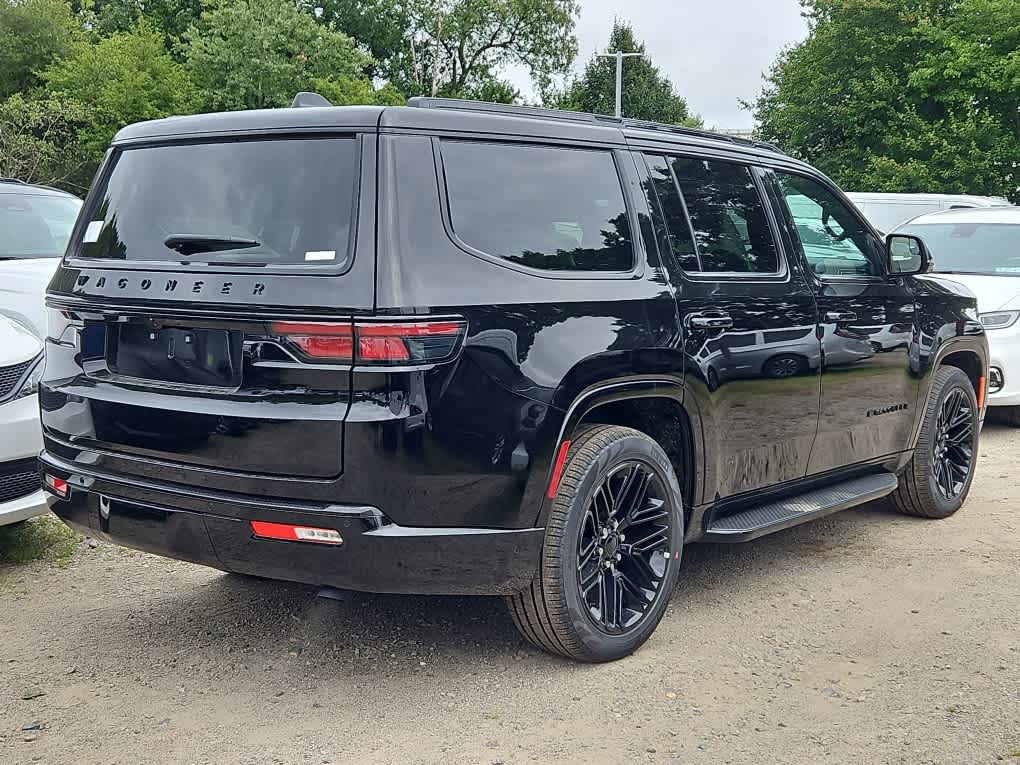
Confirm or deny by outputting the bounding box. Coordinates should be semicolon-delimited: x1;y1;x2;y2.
847;192;1011;235
0;315;46;526
0;179;83;337
896;206;1020;424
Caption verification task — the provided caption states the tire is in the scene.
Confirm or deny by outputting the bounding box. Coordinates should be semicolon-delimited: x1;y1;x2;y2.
891;366;978;519
507;425;684;662
763;354;805;379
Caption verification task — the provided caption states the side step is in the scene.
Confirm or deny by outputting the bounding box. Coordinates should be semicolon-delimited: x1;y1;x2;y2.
703;473;898;542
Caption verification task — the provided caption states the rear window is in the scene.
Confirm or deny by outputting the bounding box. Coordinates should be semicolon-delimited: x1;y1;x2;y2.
440;140;634;272
0;193;82;259
75;137;360;268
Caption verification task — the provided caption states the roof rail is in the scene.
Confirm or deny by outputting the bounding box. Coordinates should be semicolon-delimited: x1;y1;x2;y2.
0;177;28;184
292;92;333;108
406;97;785;155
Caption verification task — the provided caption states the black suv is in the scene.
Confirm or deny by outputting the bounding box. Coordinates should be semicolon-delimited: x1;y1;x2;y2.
41;98;987;662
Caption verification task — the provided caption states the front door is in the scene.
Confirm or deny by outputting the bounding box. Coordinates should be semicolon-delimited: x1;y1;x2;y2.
768;170;919;474
640;153;821;500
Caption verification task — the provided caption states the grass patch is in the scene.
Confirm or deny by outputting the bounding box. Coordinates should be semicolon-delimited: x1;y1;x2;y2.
0;515;80;567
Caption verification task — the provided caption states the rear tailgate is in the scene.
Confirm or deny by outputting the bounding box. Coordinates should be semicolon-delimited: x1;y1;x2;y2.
42;130;377;488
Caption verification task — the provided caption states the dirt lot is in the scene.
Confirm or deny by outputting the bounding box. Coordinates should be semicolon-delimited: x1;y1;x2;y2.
2;425;1018;765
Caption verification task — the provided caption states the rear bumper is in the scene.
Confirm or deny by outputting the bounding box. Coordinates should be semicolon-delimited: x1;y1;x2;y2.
40;452;543;596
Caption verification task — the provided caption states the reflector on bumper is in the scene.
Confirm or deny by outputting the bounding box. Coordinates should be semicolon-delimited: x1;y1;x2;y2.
250;520;343;545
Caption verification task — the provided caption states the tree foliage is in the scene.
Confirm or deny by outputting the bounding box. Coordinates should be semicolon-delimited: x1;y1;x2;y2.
85;0;204;49
752;0;1020;201
43;24;199;158
0;92;91;190
185;0;373;112
321;0;578;101
0;0;80;99
555;20;700;126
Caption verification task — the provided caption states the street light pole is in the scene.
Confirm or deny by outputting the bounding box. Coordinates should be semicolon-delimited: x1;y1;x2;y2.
596;50;645;118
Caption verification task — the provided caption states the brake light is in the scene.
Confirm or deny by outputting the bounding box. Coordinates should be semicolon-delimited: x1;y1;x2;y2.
44;474;69;498
270;319;466;365
270;322;354;361
250;520;344;545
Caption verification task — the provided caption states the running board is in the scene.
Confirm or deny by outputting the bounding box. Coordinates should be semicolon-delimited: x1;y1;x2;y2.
703;473;898;542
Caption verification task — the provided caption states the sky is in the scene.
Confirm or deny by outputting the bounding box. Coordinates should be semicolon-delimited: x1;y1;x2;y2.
508;0;811;130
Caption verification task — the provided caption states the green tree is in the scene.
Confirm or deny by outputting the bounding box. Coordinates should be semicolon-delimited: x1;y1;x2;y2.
319;0;578;102
83;0;204;50
557;20;701;126
315;0;409;78
0;93;91;191
185;0;374;111
311;75;406;106
0;0;81;99
751;0;1019;202
43;24;200;161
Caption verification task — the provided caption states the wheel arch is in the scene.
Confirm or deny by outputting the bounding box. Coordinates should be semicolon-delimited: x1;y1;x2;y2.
909;336;988;450
532;378;701;528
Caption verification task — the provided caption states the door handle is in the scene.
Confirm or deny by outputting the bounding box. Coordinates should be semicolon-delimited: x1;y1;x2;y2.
825;311;858;322
688;313;734;330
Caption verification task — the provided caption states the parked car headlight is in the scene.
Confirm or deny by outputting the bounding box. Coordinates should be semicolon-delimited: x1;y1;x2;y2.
15;354;45;400
979;311;1020;330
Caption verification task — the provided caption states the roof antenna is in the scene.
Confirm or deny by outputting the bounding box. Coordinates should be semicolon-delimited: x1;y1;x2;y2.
292;92;333;108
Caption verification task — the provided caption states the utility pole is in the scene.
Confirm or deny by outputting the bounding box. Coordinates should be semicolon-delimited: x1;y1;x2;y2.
596;50;645;118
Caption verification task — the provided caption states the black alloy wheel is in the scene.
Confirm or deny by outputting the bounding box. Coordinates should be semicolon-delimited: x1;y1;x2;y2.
931;387;975;500
507;425;684;662
891;366;979;519
576;462;673;634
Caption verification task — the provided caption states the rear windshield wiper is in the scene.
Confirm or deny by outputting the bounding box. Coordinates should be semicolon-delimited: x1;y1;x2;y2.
163;234;261;256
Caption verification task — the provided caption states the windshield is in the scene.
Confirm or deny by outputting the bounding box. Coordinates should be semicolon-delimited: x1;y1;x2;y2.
897;221;1020;275
75;137;359;268
0;192;82;259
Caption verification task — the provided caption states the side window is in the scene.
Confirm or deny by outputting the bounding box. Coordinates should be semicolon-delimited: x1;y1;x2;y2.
440;140;634;272
776;173;880;277
643;154;699;271
670;158;781;274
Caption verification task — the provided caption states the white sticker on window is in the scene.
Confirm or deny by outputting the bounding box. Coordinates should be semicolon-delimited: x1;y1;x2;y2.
83;221;104;243
304;250;336;262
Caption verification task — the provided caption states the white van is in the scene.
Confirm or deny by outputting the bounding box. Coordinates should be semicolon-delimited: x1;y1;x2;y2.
846;192;1011;234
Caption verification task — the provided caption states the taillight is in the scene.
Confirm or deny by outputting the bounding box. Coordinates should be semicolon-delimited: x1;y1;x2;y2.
270;322;354;361
270;319;466;366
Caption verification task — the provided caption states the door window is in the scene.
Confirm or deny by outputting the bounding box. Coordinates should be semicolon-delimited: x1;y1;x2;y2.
669;158;781;274
777;174;880;277
643;154;699;272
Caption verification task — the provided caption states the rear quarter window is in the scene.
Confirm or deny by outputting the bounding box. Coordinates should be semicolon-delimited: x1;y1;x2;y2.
440;140;634;273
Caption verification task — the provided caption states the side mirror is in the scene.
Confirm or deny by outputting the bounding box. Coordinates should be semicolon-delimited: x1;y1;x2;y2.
886;233;931;276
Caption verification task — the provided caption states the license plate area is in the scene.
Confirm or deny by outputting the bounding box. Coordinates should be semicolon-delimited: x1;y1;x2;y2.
108;323;242;388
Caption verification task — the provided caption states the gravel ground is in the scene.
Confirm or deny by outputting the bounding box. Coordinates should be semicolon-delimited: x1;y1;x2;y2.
1;424;1018;765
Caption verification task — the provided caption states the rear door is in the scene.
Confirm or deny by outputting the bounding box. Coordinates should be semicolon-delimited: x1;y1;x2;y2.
640;153;820;499
43;132;376;497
